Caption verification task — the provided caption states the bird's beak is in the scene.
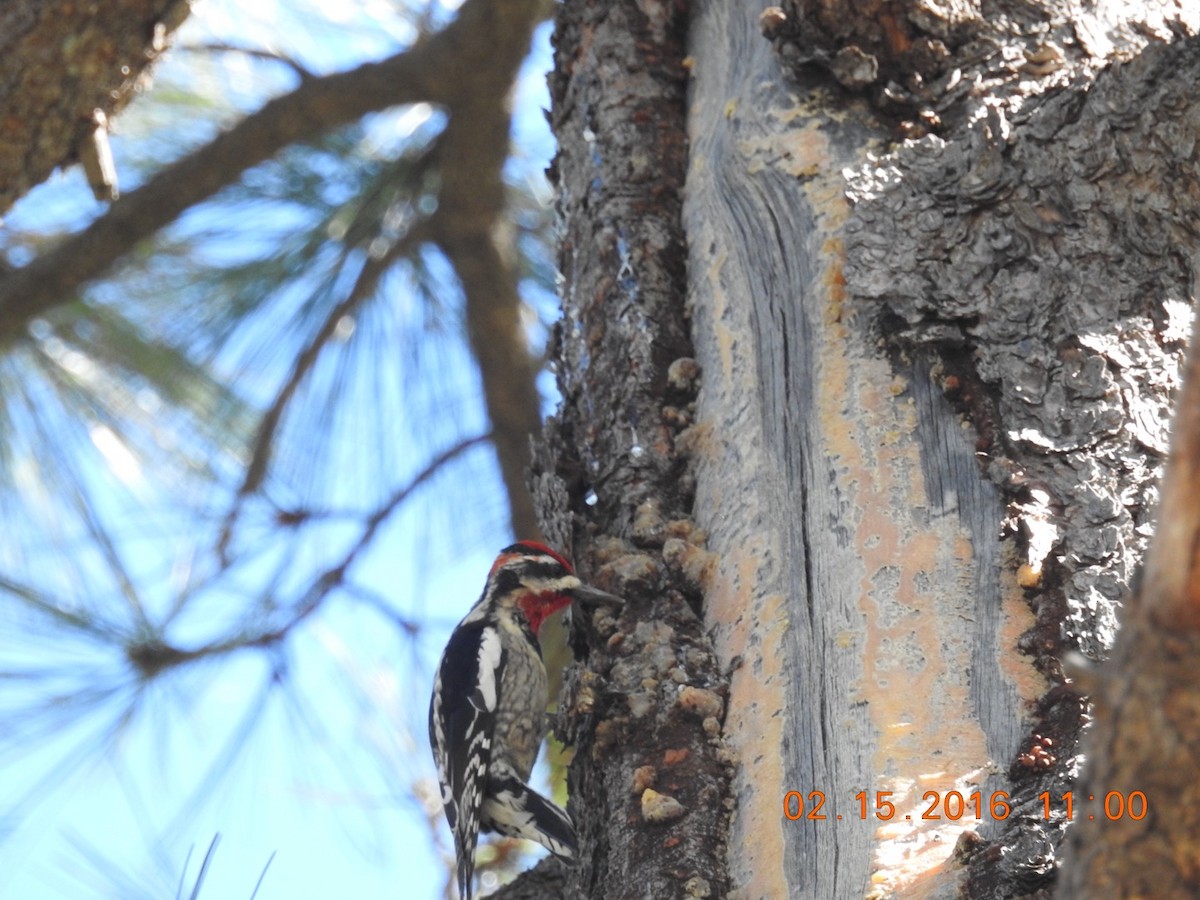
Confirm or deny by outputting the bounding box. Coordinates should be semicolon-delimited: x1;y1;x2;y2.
569;583;625;608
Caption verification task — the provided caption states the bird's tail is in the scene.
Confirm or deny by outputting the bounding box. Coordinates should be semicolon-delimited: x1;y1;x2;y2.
481;770;578;861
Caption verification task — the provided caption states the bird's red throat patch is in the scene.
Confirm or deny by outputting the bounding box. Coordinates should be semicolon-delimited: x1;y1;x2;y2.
519;591;572;634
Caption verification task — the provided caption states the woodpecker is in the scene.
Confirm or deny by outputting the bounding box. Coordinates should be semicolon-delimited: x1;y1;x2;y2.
428;540;622;899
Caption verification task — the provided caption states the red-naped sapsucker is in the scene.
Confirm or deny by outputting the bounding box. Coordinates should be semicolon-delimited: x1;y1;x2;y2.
428;541;622;899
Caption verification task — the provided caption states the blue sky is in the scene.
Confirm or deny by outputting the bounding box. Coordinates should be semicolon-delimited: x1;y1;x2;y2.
0;2;558;897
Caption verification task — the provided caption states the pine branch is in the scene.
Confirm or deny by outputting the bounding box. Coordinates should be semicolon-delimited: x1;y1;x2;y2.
216;225;429;561
0;0;544;341
432;16;546;540
126;433;491;679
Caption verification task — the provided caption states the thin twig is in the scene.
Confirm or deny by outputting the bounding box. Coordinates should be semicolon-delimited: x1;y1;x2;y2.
180;42;314;80
341;581;422;635
185;834;220;900
242;432;493;644
0;573;125;640
135;433;491;673
217;225;427;562
248;851;276;900
174;842;193;900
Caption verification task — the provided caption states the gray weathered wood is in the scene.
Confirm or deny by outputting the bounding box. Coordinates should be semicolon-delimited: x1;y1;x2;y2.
682;1;1194;897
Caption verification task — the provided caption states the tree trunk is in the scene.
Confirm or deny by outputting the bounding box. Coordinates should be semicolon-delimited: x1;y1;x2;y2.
0;0;187;213
532;1;1199;898
1058;292;1200;897
533;1;733;897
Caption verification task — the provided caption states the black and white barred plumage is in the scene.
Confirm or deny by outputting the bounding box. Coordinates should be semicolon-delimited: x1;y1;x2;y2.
428;541;621;899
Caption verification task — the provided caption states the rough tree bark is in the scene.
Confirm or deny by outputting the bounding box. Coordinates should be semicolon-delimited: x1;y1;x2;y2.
530;0;1200;898
528;1;734;898
1059;292;1200;896
0;0;188;213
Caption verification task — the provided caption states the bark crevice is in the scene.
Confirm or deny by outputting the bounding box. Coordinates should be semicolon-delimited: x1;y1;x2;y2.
525;1;735;897
843;30;1200;896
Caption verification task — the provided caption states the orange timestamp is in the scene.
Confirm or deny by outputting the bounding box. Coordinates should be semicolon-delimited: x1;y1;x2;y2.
782;790;1149;822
